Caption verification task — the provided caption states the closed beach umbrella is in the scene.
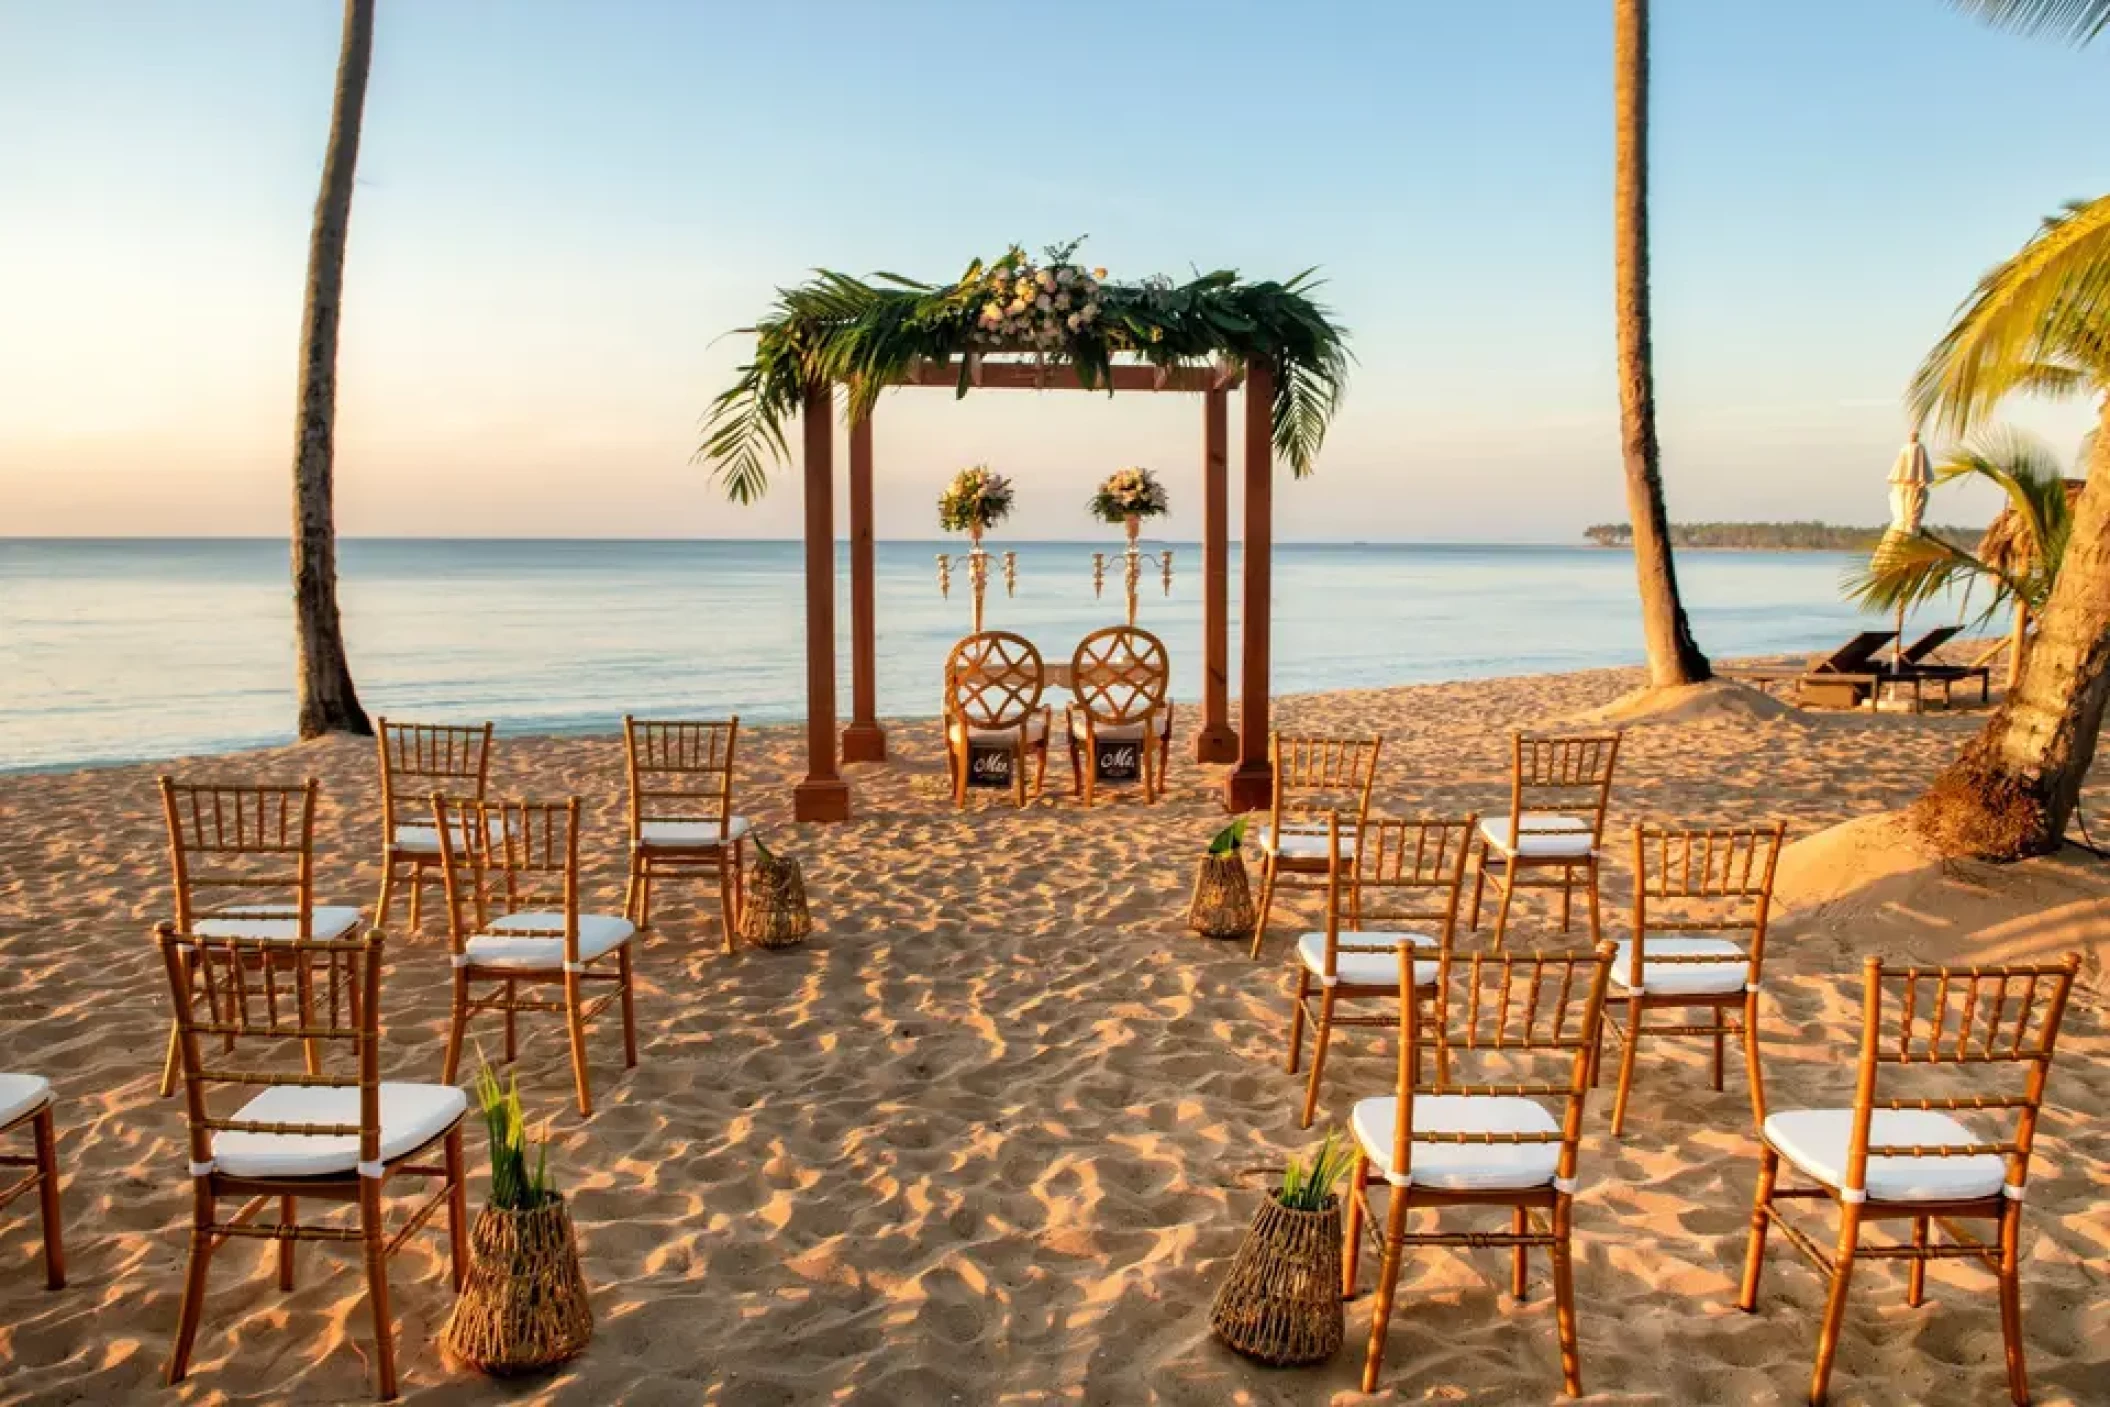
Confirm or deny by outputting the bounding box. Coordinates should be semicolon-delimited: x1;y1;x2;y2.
1878;432;1932;670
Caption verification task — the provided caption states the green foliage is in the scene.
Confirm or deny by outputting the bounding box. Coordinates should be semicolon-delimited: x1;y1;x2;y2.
1951;0;2110;45
1583;521;1980;551
937;465;1015;535
1278;1129;1355;1211
472;1057;556;1211
1207;816;1248;856
1087;466;1170;525
698;240;1351;501
1847;429;2075;624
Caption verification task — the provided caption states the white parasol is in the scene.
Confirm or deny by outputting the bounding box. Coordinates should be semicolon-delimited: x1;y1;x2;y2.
1880;431;1933;671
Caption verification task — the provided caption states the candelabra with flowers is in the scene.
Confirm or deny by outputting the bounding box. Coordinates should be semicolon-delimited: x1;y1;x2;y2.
936;465;1017;631
1089;466;1173;624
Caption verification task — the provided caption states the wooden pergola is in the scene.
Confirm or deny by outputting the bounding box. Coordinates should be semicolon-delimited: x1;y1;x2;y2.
791;355;1284;823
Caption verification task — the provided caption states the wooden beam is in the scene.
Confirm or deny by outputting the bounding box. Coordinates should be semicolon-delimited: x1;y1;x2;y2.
793;382;850;822
842;409;885;763
890;359;1245;394
1225;361;1275;812
1195;389;1237;764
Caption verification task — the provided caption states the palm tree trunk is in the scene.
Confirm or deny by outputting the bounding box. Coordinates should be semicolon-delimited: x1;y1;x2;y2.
1613;0;1710;687
292;0;374;739
1919;397;2110;858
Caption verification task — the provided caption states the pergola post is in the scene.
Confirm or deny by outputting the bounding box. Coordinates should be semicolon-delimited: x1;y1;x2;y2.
842;407;886;763
1195;388;1237;763
1225;360;1275;812
793;381;850;822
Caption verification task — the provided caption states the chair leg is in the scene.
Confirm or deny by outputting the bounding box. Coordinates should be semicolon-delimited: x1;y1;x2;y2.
442;972;469;1085
1713;1018;1728;1092
1468;838;1488;929
1035;741;1048;799
376;857;396;930
166;1185;216;1385
1742;989;1767;1135
359;1177;398;1400
718;858;738;957
1907;1216;1929;1307
1559;869;1573;933
1286;968;1310;1074
1013;743;1027;810
503;979;518;1064
1584;859;1603;945
1511;1205;1529;1300
1997;1200;2030;1406
444;1126;469;1294
1490;860;1519;951
33;1106;63;1290
623;850;642;924
618;945;639;1069
1248;856;1278;962
275;1194;298;1291
1341;1153;1366;1298
408;867;423;932
1611;996;1644;1136
1737;1147;1778;1312
564;970;594;1117
1809;1203;1863;1406
1552;1193;1583;1398
160;1020;183;1099
1359;1187;1412;1393
1299;989;1337;1130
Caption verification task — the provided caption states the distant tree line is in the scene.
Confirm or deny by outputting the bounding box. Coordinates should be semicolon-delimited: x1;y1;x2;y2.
1583;521;1983;551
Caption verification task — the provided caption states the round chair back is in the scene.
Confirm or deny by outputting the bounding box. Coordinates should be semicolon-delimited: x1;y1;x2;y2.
1070;625;1169;727
945;631;1046;731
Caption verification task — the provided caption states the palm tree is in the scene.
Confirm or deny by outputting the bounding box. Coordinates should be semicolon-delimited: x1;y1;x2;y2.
1909;194;2110;858
1613;0;1711;687
290;0;375;739
1951;0;2110;43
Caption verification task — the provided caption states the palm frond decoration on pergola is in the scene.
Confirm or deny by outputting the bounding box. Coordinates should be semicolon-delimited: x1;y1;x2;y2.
699;240;1351;502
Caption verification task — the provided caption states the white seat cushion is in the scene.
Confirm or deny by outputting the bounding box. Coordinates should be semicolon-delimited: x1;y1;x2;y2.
1352;1094;1563;1192
1296;929;1439;988
1480;813;1596;859
0;1074;52;1128
1258;824;1357;860
638;817;751;848
391;817;506;856
1763;1108;2009;1204
213;1082;469;1179
1610;936;1749;996
195;904;362;942
1066;710;1171;742
948;714;1048;746
465;911;636;970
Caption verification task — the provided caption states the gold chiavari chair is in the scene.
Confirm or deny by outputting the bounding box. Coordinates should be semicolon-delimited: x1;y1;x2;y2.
157;923;468;1401
1344;942;1615;1398
375;719;494;931
622;716;747;950
1469;731;1620;949
158;777;362;1096
0;1074;63;1289
1737;953;2082;1407
1248;733;1382;959
1606;821;1787;1136
433;795;640;1117
1064;625;1173;806
943;631;1052;809
1284;812;1476;1128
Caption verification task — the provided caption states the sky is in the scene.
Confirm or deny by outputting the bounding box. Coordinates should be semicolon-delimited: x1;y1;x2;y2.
1;0;2105;543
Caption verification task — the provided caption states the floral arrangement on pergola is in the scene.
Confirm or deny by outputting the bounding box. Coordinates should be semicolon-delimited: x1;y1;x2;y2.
699;240;1351;502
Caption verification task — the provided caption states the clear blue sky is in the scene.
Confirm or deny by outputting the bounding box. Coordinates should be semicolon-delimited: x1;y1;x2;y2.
1;0;2103;541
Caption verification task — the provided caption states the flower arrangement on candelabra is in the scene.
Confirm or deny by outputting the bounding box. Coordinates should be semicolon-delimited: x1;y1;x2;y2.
1089;466;1173;625
936;465;1017;631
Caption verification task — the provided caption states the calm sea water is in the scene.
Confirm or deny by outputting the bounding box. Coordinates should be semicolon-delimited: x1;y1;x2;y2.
0;539;1876;771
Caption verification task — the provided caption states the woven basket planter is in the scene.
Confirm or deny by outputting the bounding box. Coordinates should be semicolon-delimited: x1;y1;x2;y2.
738;852;811;949
1209;1192;1344;1367
441;1196;593;1376
1187;851;1255;942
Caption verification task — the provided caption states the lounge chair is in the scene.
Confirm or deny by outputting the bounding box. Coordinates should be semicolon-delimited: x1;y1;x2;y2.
1720;630;1897;709
1894;625;1993;706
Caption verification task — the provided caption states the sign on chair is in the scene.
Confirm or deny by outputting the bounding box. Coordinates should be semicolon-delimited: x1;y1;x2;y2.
967;742;1014;789
1094;737;1141;783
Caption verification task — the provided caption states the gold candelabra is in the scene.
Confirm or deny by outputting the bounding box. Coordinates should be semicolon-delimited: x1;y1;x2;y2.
1092;515;1172;626
937;530;1016;632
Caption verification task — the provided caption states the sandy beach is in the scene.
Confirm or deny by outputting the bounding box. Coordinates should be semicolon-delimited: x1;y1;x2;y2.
0;665;2105;1405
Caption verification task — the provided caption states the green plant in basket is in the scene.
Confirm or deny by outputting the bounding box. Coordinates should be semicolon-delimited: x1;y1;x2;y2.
473;1057;555;1211
1207;816;1248;856
1279;1129;1355;1211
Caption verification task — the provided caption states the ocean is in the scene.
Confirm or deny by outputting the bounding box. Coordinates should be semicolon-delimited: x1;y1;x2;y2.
0;538;1880;771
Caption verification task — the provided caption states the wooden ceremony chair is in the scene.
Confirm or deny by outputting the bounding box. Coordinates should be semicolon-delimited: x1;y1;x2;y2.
1284;812;1476;1128
157;923;468;1401
1606;821;1787;1137
1737;953;2082;1407
0;1074;63;1289
1344;942;1615;1397
622;716;747;950
375;719;494;931
1248;733;1383;960
943;631;1052;809
433;795;640;1117
1064;625;1174;807
1469;731;1620;949
158;777;362;1097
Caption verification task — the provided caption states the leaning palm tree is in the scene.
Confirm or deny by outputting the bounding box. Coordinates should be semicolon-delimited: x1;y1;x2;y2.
290;0;375;738
1613;0;1711;686
1909;194;2110;858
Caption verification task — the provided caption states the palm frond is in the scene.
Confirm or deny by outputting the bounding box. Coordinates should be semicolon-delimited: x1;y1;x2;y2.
1909;194;2110;433
1951;0;2110;43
